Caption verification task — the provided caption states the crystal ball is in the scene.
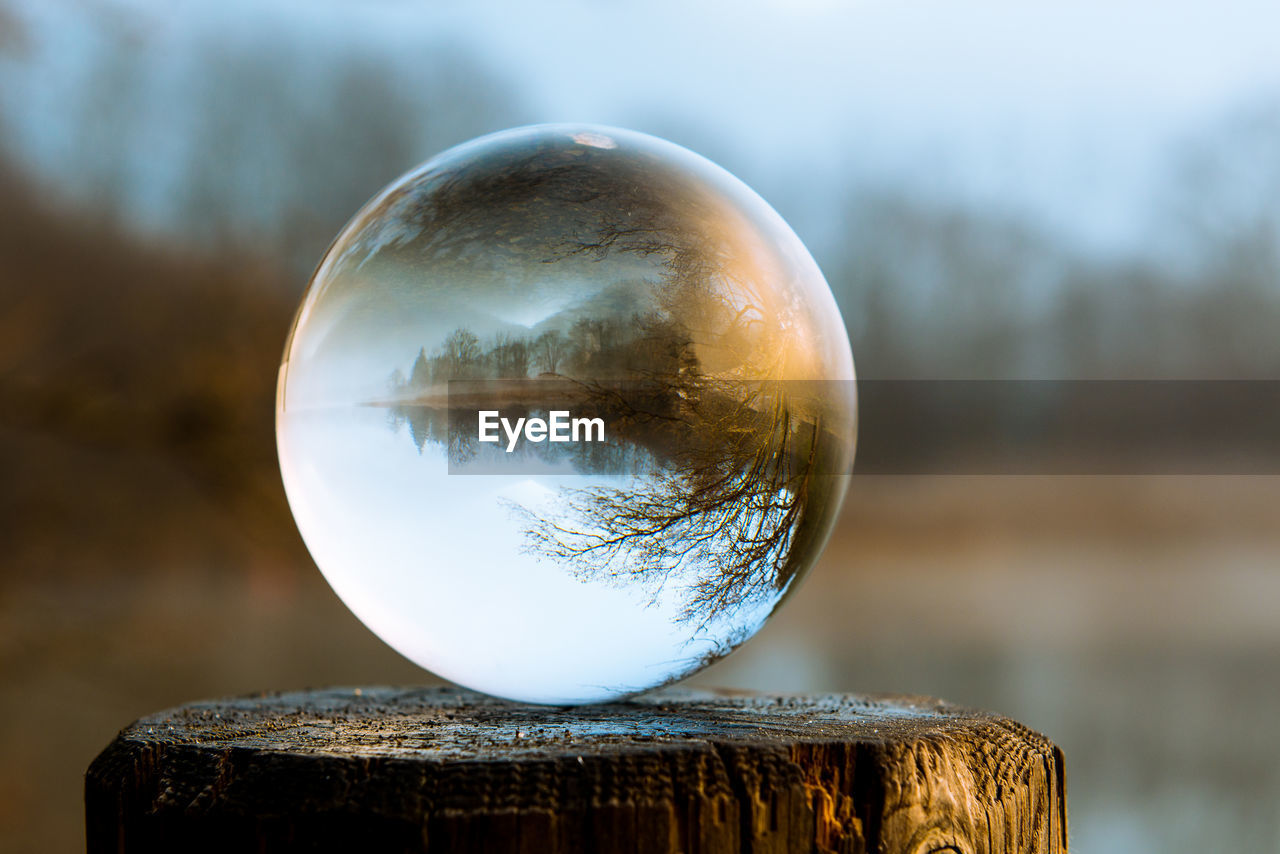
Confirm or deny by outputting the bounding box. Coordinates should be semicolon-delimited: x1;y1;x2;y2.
277;125;856;704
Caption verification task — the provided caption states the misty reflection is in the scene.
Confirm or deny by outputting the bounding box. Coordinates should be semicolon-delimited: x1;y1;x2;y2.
278;125;854;702
379;316;852;627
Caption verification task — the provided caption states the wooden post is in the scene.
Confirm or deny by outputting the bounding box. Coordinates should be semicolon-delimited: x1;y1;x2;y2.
86;686;1067;853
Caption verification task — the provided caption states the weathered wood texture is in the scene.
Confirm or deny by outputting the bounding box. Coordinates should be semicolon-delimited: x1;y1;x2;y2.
86;686;1067;854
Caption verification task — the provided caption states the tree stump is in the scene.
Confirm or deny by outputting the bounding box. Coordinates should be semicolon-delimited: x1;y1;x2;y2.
86;686;1067;853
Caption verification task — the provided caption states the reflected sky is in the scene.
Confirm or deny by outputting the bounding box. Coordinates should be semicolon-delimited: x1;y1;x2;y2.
280;405;767;703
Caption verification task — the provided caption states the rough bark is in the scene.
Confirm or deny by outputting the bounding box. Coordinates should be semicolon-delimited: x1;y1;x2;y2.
86;686;1067;853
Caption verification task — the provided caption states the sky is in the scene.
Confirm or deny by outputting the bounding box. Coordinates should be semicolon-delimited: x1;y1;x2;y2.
3;0;1280;258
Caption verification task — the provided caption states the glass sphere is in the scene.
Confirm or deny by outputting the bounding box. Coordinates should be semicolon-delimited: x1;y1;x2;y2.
277;125;856;704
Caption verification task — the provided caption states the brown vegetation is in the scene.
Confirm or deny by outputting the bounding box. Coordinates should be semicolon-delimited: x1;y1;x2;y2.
0;161;307;585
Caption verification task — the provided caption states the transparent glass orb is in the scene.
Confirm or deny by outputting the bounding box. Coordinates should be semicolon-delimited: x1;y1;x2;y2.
277;125;856;704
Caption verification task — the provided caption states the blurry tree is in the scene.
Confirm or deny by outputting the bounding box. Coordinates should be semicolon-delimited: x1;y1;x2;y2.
1162;101;1280;377
74;13;148;216
178;41;429;270
488;333;531;378
408;347;432;389
440;327;482;379
567;318;605;375
0;2;28;59
830;192;1056;378
1172;103;1280;276
534;329;567;374
38;11;527;276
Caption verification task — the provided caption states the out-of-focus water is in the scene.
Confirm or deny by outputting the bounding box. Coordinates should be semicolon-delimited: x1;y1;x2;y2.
5;476;1279;853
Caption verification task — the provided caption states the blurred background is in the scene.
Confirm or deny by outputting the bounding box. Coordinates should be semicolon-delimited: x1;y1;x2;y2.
2;0;1279;851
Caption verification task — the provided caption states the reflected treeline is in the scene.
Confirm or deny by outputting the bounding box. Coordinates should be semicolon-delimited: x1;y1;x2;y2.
386;312;697;392
384;370;849;626
370;131;853;630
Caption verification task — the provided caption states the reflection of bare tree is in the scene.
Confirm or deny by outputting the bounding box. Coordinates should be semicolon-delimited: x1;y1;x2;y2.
366;133;851;629
505;143;843;627
512;380;838;625
385;317;844;628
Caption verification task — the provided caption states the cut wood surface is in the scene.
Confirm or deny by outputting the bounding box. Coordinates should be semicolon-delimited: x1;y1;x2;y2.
86;686;1067;854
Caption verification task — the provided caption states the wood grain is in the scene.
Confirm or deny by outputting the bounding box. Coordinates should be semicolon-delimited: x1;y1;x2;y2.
85;686;1067;853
